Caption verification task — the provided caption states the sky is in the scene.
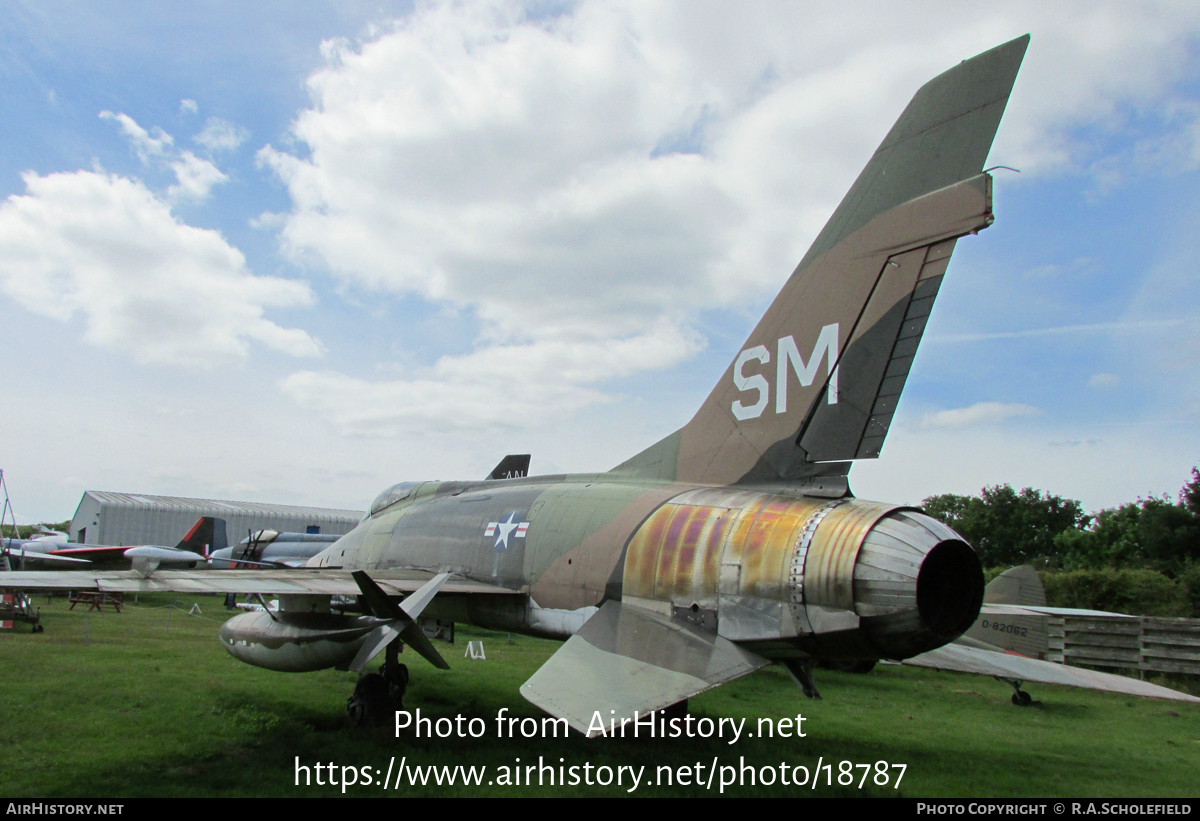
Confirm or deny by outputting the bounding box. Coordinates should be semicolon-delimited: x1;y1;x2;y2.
2;1;1199;524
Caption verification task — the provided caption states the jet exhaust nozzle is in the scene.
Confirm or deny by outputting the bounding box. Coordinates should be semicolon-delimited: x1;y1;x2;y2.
852;510;984;659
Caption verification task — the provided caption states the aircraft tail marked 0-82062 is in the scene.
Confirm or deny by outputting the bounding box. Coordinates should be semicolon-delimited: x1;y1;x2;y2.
6;36;1192;731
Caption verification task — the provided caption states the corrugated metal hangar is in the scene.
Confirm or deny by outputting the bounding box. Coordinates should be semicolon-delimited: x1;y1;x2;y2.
70;491;363;547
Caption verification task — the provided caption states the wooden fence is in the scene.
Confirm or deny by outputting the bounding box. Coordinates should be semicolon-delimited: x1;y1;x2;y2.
1047;615;1200;677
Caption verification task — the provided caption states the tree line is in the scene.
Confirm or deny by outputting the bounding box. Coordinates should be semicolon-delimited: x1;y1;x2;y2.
922;468;1200;617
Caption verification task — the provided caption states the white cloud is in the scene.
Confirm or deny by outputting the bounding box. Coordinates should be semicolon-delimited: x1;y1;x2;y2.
282;320;699;435
259;2;1200;432
194;117;249;152
179;99;198;115
100;110;173;162
0;169;322;368
167;150;228;202
249;211;287;230
916;402;1042;430
1089;373;1120;388
102;111;229;203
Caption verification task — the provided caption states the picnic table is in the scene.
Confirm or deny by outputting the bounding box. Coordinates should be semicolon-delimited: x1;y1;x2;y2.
68;591;124;612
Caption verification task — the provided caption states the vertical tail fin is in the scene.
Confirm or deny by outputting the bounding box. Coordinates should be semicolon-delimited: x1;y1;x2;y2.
487;454;531;480
612;36;1028;489
174;516;227;558
983;565;1047;607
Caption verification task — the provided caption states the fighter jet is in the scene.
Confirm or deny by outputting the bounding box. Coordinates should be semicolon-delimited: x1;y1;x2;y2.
9;36;1193;730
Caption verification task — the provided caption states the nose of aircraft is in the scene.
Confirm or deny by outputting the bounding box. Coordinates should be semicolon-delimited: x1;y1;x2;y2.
852;510;984;659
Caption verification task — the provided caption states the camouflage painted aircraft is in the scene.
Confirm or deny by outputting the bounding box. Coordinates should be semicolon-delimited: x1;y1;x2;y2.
7;36;1193;730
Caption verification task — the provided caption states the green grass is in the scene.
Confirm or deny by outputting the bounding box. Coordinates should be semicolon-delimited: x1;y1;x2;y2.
1;593;1197;797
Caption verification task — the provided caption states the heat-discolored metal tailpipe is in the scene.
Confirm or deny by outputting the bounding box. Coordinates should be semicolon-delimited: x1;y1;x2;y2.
852;510;983;659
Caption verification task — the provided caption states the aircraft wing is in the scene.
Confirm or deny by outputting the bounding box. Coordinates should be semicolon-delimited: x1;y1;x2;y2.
521;600;771;736
981;603;1129;618
0;568;518;597
901;641;1200;703
2;547;91;565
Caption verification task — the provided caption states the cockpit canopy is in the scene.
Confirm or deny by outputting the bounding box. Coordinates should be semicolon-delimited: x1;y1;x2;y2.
367;482;420;518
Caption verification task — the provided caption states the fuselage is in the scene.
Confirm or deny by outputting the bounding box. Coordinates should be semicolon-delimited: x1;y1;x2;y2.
296;473;983;663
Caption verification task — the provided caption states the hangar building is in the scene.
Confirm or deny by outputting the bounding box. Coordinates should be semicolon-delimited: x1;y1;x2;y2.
69;491;363;547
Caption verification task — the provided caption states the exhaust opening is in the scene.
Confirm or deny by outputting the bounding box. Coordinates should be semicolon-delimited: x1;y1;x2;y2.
916;539;984;639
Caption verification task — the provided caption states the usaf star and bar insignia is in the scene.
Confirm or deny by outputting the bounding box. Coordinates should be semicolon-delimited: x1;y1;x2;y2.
484;511;529;551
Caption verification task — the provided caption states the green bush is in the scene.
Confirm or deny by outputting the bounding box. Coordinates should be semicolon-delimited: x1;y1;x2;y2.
1039;568;1191;617
1055;498;1200;575
1177;562;1200;618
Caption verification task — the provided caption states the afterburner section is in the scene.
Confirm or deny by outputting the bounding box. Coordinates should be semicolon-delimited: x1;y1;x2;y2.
621;489;983;661
853;510;983;658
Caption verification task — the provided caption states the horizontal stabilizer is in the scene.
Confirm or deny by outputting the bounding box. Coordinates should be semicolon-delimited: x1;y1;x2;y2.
902;642;1200;703
520;600;769;736
981;603;1127;618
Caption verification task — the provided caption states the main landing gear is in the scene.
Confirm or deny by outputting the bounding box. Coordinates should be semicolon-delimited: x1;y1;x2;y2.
783;658;823;700
997;677;1036;707
348;642;409;727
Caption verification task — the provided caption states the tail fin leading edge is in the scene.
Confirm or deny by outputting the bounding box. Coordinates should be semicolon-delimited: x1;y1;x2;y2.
613;36;1028;489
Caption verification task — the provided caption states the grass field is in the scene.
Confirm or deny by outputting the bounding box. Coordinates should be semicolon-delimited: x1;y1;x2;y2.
1;593;1197;797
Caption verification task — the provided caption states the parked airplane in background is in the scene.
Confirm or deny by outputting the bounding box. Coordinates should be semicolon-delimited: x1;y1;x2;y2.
6;36;1197;730
122;516;227;574
901;567;1195;705
1;537;91;568
3;516;225;572
209;530;341;569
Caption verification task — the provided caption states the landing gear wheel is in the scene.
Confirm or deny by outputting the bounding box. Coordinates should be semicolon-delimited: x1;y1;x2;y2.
998;677;1034;707
348;673;390;727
